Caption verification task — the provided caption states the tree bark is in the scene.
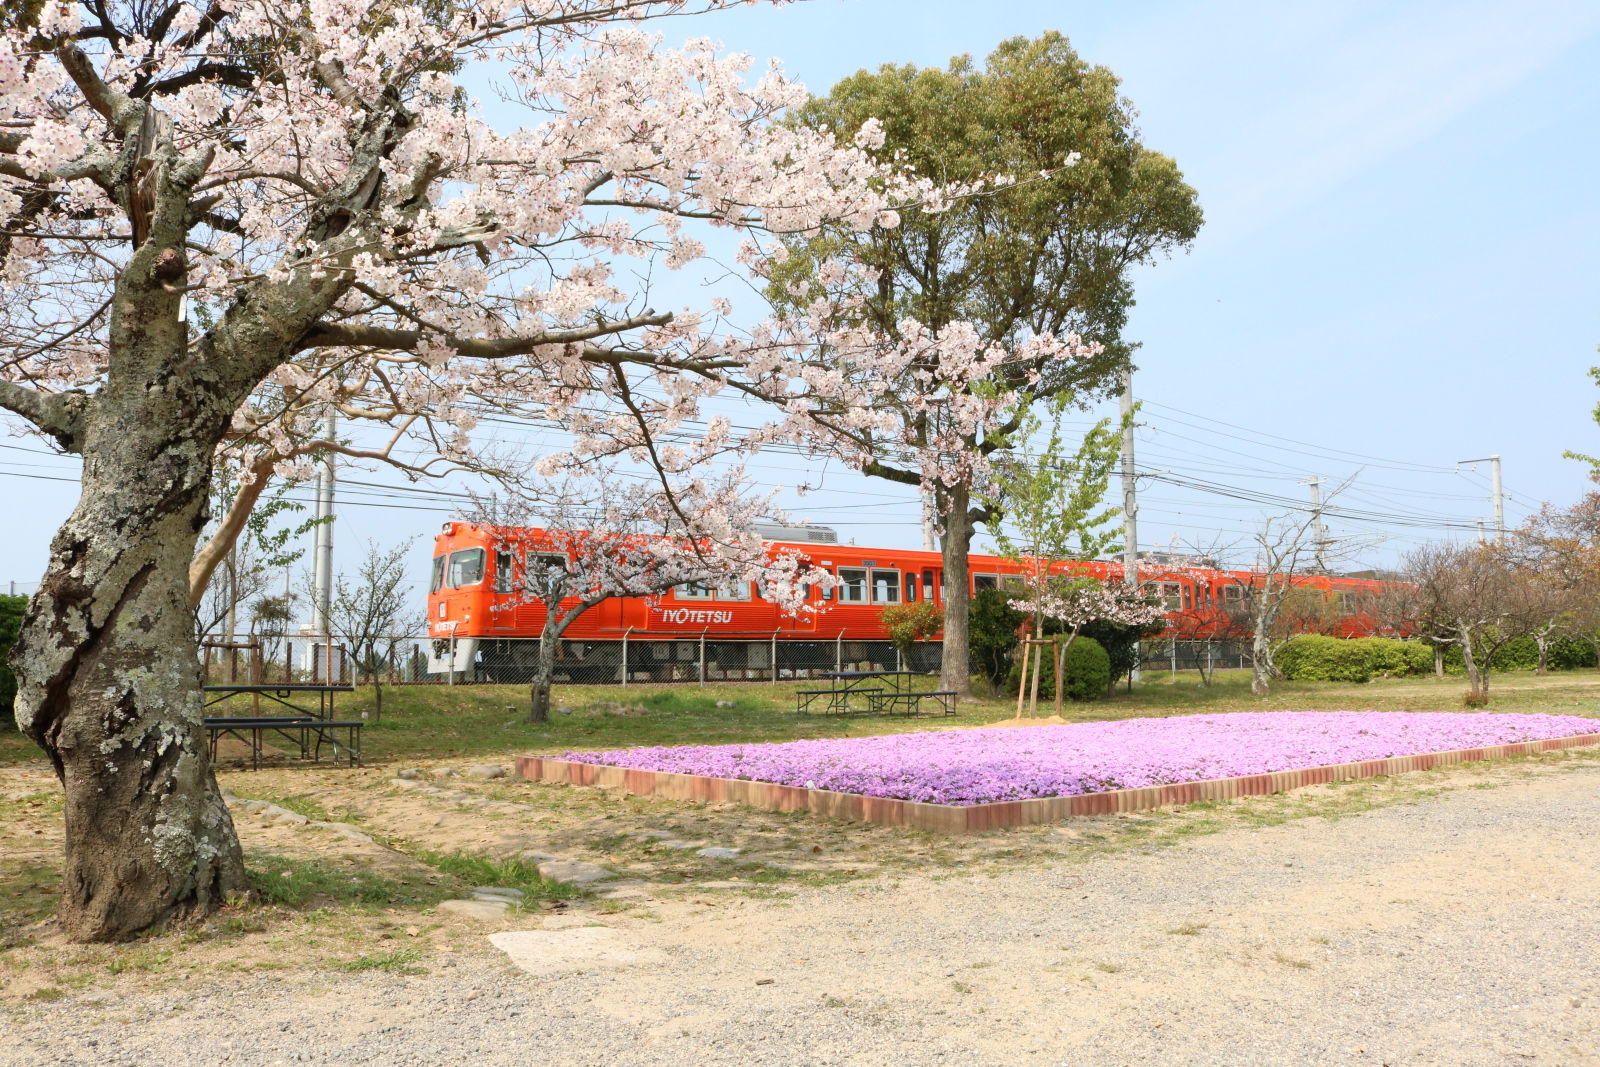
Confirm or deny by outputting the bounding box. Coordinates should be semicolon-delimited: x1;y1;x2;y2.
1535;631;1551;676
12;361;251;941
1434;643;1445;679
529;612;563;724
937;483;976;698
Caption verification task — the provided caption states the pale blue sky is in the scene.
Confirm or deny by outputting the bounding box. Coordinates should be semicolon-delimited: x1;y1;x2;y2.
4;0;1598;595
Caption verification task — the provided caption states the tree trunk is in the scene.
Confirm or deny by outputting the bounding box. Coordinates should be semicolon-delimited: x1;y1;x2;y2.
1250;626;1271;696
12;373;250;941
1434;643;1445;679
529;614;560;724
937;483;976;699
1459;633;1485;699
1535;632;1550;676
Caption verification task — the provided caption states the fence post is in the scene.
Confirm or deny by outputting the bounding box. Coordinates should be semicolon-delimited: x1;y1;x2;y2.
1170;639;1177;679
622;627;632;687
835;631;842;673
771;630;779;686
699;629;707;685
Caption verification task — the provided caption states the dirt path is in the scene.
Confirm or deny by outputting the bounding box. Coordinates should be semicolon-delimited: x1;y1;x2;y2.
5;757;1600;1066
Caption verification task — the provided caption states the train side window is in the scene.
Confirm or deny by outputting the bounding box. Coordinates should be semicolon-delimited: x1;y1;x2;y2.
719;580;752;602
819;570;834;600
904;571;918;602
430;555;446;593
1223;585;1243;602
838;568;867;603
973;574;998;592
493;551;514;594
871;570;900;604
1000;574;1025;594
934;569;944;602
446;548;485;588
1159;582;1182;610
676;581;713;600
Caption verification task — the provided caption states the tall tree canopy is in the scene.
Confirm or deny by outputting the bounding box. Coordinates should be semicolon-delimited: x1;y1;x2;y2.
770;32;1202;695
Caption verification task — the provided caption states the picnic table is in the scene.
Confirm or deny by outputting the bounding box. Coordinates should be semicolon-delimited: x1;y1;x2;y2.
203;685;362;769
203;684;354;721
795;670;956;717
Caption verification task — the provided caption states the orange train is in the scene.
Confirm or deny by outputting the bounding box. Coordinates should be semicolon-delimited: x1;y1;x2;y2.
424;522;1391;683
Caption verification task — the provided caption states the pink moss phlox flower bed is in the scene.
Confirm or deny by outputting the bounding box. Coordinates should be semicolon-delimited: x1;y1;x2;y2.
562;711;1600;806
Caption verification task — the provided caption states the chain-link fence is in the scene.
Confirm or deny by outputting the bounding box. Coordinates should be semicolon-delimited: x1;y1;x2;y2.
202;634;945;687
1137;638;1254;675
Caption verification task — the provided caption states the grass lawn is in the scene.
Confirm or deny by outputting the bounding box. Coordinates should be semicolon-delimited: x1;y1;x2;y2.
5;666;1597;766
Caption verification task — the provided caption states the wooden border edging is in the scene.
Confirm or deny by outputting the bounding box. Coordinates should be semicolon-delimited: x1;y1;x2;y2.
515;731;1600;834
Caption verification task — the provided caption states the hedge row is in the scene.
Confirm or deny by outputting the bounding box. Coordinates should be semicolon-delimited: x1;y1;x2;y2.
1278;633;1600;683
1276;636;1432;683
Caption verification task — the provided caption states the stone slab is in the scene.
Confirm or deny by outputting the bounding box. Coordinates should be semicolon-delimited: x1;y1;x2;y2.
488;928;665;975
438;899;509;921
536;859;618;885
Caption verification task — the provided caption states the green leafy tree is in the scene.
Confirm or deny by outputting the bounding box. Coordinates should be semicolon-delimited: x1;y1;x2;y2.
0;594;26;727
774;32;1201;697
880;601;944;658
968;587;1026;692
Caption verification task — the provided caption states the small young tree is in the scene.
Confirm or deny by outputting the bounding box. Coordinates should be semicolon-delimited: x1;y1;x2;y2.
1403;543;1530;704
985;400;1126;715
880;601;943;666
1222;496;1361;696
322;540;421;721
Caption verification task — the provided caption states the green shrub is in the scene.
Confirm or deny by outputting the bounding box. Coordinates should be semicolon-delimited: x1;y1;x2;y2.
1276;635;1373;683
0;593;26;726
969;588;1024;689
1277;636;1438;683
1006;636;1111;702
1080;617;1166;692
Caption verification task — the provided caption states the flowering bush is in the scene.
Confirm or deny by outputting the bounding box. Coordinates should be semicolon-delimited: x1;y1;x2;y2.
564;711;1600;806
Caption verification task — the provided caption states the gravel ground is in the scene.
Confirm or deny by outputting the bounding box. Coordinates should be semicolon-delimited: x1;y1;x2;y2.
6;767;1600;1067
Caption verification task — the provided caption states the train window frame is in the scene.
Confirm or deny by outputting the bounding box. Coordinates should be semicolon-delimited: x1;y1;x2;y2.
904;571;918;602
430;555;446;593
493;550;514;594
1000;574;1026;594
446;547;485;588
675;581;713;600
837;568;868;603
871;569;901;604
719;580;752;602
1223;584;1243;602
973;574;999;592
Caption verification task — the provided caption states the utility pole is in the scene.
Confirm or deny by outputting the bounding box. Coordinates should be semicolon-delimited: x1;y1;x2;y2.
1457;455;1504;540
1298;476;1328;571
1119;366;1140;683
920;485;937;553
310;413;337;658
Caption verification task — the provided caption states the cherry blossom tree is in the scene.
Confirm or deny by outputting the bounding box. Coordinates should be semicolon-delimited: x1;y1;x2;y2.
0;0;997;940
463;470;823;722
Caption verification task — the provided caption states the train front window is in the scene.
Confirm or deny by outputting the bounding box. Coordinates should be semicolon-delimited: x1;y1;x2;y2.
446;548;485;588
430;555;446;593
838;568;867;603
871;570;900;604
493;551;514;594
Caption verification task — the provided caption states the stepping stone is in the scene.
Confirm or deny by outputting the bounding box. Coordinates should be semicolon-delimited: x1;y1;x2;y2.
396;768;423;780
438;899;509;921
469;765;507;779
653;840;699;850
473;887;525;902
536;860;617;886
542;915;605;931
697;847;740;860
596;886;651;901
309;821;374;844
488;928;664;975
